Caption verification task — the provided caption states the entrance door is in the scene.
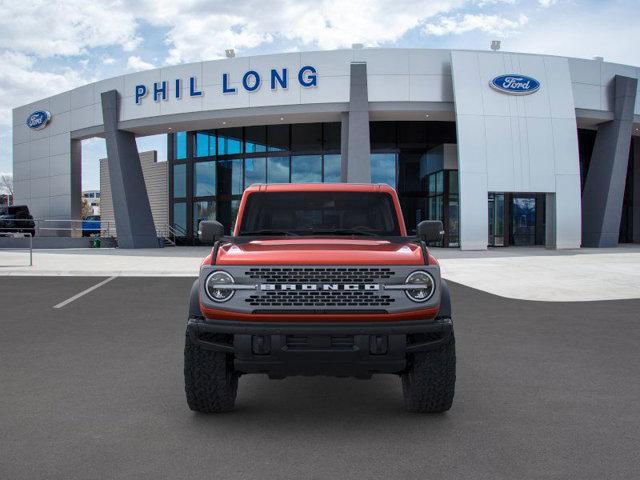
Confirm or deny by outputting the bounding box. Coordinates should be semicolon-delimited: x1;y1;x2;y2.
488;193;505;246
510;195;537;246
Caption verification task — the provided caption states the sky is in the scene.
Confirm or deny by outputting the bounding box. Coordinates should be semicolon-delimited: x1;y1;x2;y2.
1;0;639;191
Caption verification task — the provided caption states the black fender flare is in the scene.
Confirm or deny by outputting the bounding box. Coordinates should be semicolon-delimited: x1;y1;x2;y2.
437;279;452;319
188;279;203;319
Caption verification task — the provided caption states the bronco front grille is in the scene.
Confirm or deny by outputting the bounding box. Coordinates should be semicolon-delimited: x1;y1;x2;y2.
245;290;395;308
244;267;395;283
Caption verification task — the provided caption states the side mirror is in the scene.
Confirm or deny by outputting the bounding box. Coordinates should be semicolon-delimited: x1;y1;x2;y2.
416;220;444;243
198;220;225;244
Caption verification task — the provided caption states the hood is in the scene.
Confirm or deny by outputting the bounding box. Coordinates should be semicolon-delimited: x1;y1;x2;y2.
215;237;424;265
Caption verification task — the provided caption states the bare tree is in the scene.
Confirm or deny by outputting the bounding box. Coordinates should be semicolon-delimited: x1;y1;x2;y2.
0;173;13;206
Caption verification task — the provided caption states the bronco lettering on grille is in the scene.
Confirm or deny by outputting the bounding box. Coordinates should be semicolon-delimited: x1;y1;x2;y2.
259;284;381;291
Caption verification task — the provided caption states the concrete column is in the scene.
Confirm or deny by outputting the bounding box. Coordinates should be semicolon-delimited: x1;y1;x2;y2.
582;75;638;247
545;193;557;249
342;62;371;183
340;112;349;182
633;138;640;243
101;90;159;248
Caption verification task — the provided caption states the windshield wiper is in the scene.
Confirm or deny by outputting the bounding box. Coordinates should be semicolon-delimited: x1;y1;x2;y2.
309;228;378;237
240;229;300;236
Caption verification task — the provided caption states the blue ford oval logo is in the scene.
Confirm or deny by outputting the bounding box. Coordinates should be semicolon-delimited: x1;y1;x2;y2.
26;110;51;130
490;74;540;95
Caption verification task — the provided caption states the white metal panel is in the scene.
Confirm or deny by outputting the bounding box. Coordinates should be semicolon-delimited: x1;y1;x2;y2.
13;142;29;164
300;75;349;104
13;161;30;181
249;81;301;108
368;75;410;102
69;84;94;110
29;196;50;218
354;48;410;75
13;123;29;144
70;104;97;130
49;92;71;115
455;114;487;173
555;174;582;248
301;49;353;77
123;68;162;100
544;56;576;119
49;173;71;196
120;96;161;121
29;137;50;160
29;177;50;199
48;110;70;136
50;194;72;217
409;75;453;102
49;153;71;177
13;180;30;201
409;50;451;75
202;57;250;87
450;51;484;116
484;117;515;191
93;76;125;103
201;84;250;110
29;157;50;179
568;58;601;85
458;171;488;250
572;82;601;110
526;117;556;192
552;118;580;176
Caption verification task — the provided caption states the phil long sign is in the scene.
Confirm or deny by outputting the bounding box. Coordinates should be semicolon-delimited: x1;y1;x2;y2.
135;66;318;105
490;74;540;95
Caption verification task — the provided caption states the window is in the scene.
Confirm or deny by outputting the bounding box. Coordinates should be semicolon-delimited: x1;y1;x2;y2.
217;159;243;195
323;154;341;182
292;124;322;151
370;153;397;189
195;131;216;157
173;202;187;232
245;157;266;187
323;123;341;151
267;156;290;183
194;161;215;197
194;200;216;233
174;131;187;160
173;163;186;198
217;128;242;155
291;155;322;183
238;192;401;236
245;126;267;153
267;124;289;152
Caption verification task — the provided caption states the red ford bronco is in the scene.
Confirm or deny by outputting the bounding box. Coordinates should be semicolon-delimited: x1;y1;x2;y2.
185;183;455;413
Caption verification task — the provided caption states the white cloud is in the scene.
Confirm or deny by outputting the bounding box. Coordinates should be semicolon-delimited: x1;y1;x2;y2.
0;1;141;57
126;55;156;72
538;0;557;6
102;57;116;65
424;13;529;36
134;0;466;64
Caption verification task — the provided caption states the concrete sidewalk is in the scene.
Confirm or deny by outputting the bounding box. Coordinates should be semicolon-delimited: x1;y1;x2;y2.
1;245;639;301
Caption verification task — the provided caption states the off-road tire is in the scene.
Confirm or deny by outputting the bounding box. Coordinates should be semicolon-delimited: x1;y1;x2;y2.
401;330;456;413
184;329;238;413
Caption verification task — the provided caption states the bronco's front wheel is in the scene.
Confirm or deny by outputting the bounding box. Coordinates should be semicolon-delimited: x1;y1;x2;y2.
184;329;238;413
401;330;456;413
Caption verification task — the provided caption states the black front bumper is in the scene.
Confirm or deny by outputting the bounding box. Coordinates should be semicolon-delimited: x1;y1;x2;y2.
187;317;453;378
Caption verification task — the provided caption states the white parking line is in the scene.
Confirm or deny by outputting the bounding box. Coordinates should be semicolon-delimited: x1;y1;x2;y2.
53;276;118;309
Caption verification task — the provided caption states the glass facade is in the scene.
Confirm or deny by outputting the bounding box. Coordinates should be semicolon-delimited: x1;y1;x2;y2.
369;122;458;245
169;123;341;238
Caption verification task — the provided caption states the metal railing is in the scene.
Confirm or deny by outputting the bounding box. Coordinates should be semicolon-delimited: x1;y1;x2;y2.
156;223;190;246
0;218;115;237
0;232;33;266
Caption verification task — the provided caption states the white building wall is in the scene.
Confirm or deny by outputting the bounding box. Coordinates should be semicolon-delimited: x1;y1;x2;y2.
451;50;582;249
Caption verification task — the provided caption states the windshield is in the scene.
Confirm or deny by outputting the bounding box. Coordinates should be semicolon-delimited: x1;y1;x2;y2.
238;191;401;236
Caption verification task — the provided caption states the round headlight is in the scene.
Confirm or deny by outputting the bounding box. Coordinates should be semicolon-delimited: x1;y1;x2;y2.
205;271;235;302
404;271;435;303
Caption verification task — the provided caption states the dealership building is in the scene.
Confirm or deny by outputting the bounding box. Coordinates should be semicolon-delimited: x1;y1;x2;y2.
11;48;640;249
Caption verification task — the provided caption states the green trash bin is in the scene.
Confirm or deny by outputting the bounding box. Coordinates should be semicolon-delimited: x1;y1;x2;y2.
91;238;101;248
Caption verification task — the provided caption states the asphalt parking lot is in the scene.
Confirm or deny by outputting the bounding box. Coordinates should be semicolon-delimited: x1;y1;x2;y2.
1;277;639;480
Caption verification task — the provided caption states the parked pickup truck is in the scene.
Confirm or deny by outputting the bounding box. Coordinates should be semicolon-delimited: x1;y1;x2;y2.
185;183;455;413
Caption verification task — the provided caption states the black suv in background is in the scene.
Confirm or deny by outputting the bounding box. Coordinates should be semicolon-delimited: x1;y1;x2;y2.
0;205;36;236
